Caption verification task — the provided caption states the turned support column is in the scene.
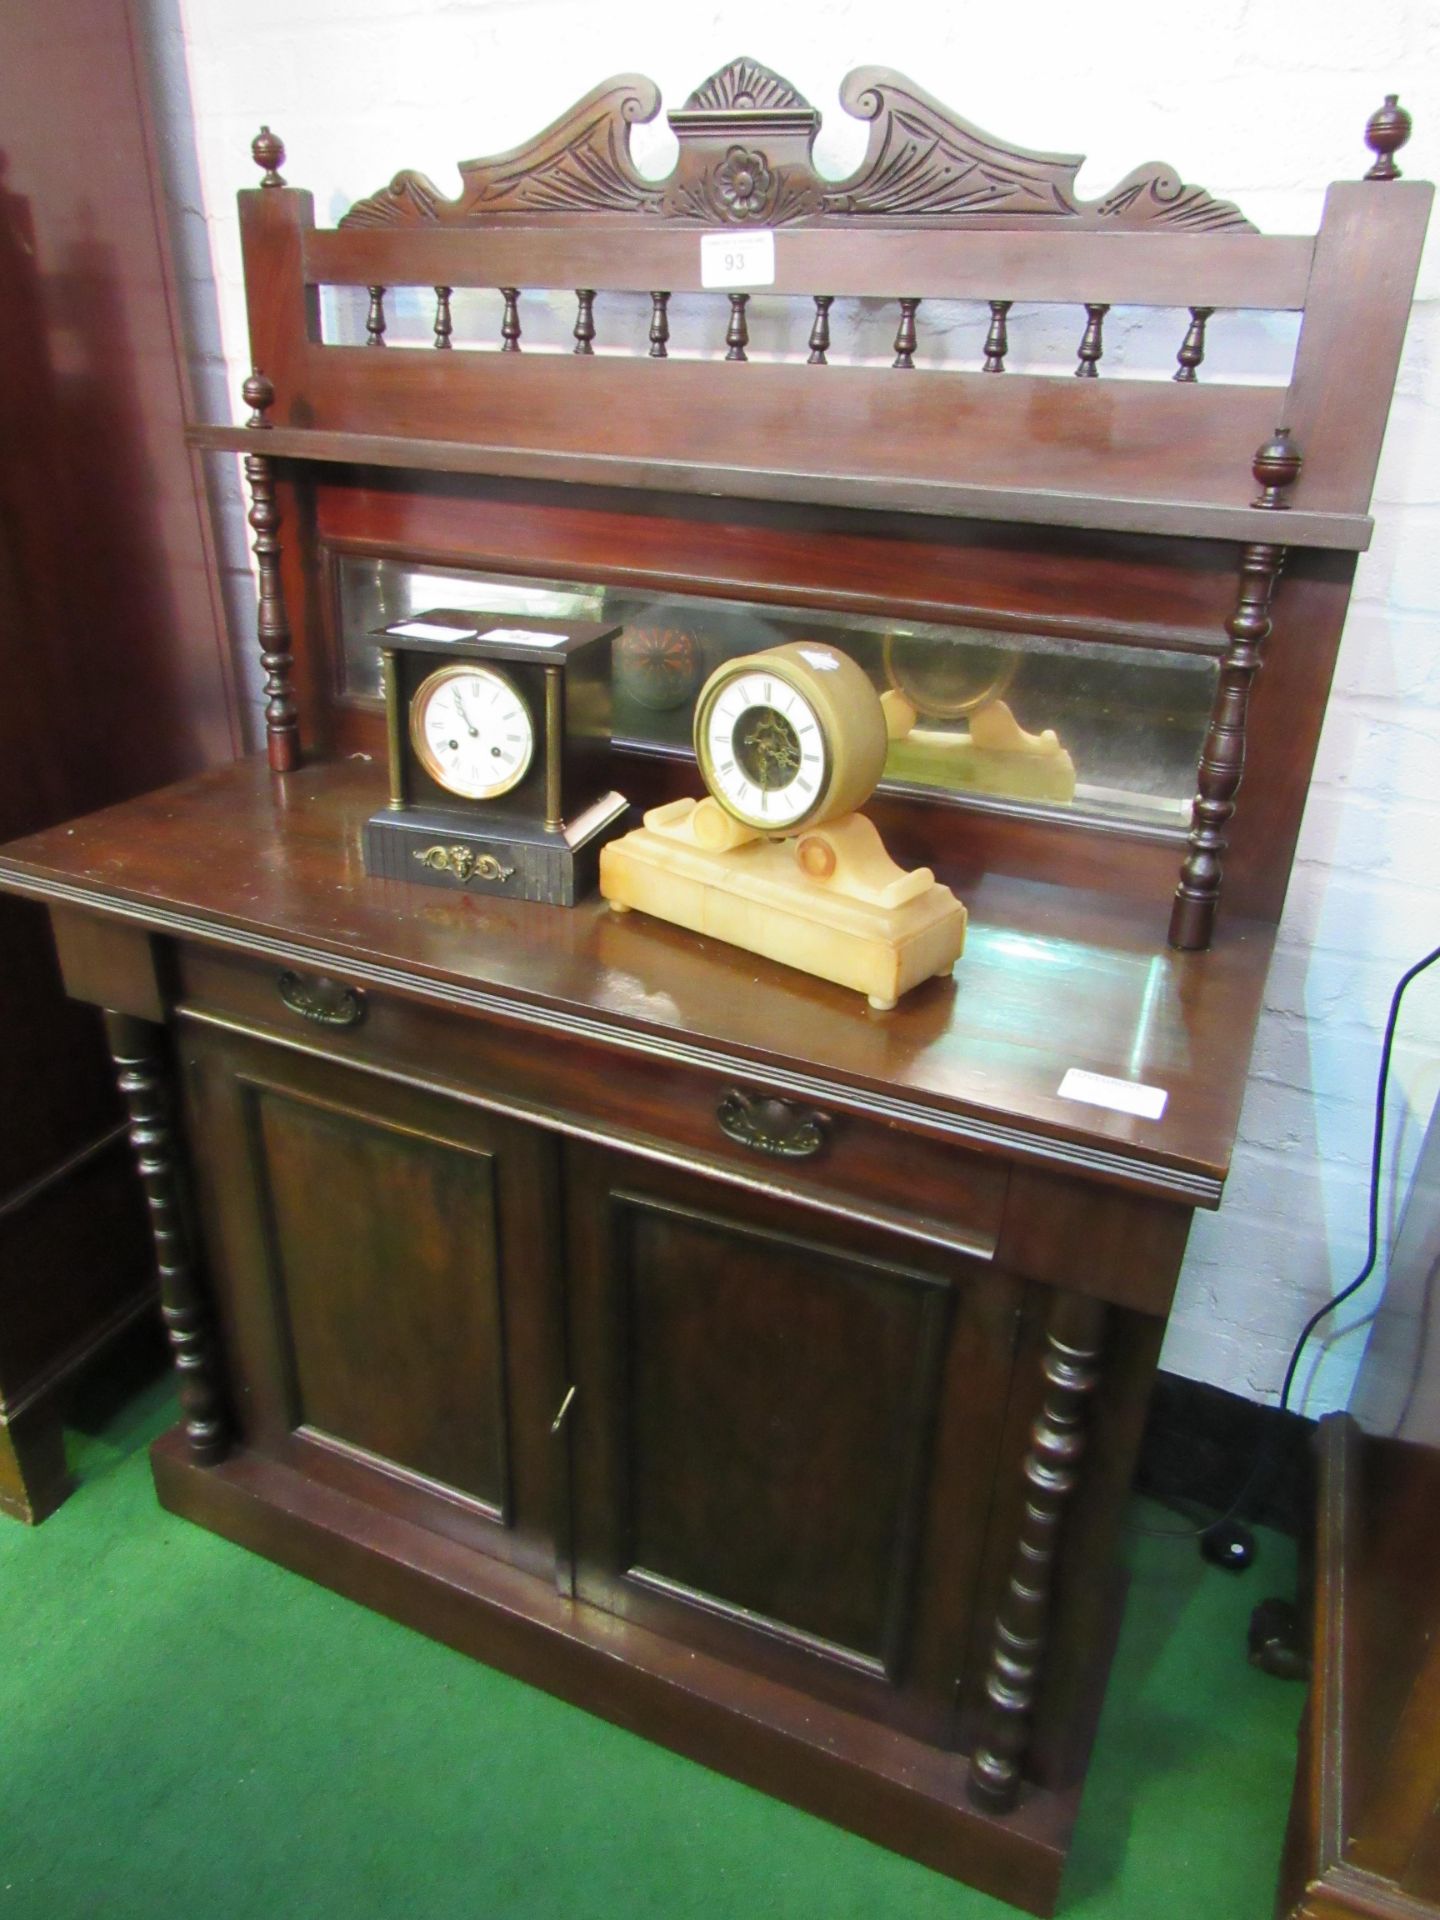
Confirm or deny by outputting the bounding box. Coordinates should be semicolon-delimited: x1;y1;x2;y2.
1169;429;1300;950
104;1013;228;1465
969;1290;1106;1813
242;368;301;773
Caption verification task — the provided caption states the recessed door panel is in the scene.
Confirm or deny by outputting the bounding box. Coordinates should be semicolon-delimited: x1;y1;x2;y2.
252;1087;507;1511
179;1022;563;1577
566;1143;1024;1739
622;1193;945;1666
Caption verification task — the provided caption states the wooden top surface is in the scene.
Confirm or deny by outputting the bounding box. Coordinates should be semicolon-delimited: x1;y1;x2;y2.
0;755;1275;1207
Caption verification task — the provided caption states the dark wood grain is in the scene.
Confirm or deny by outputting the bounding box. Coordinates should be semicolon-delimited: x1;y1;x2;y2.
151;1425;1083;1917
0;755;1278;1206
4;49;1428;1907
188;419;1373;552
178;1026;566;1580
1285;181;1433;517
307;221;1317;306
564;1144;1014;1741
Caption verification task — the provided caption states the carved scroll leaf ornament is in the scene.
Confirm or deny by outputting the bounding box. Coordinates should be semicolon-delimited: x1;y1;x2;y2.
339;56;1254;233
414;845;516;884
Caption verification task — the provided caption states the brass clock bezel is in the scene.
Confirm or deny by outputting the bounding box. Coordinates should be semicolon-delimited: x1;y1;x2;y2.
408;661;535;801
695;658;833;834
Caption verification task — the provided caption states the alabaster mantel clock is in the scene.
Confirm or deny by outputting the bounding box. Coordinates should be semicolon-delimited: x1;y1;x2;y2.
363;611;627;905
601;641;968;1009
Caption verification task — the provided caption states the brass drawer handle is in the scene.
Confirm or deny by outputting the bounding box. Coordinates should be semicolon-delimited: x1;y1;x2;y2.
716;1088;829;1161
276;971;365;1028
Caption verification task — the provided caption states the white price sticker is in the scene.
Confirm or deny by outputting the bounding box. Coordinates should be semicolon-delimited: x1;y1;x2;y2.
388;619;479;641
479;626;571;648
1057;1068;1168;1122
700;230;776;289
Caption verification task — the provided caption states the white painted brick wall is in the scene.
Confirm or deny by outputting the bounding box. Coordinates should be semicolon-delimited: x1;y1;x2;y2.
156;0;1440;1413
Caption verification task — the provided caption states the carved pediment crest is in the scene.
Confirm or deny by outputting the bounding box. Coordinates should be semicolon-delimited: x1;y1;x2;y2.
338;58;1254;233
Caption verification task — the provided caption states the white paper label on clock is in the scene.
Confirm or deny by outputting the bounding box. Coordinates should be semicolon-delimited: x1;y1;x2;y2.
389;619;479;641
1057;1069;1168;1122
700;230;776;289
479;626;571;648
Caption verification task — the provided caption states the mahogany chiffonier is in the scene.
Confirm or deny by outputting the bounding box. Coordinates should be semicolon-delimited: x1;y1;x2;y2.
0;62;1427;1914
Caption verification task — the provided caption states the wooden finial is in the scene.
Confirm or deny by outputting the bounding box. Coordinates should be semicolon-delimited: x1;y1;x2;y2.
1252;426;1302;508
251;125;285;187
1364;95;1412;180
808;294;834;366
433;286;453;349
242;367;275;428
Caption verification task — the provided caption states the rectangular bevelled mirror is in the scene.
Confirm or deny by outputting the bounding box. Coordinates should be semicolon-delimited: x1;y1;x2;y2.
332;553;1217;832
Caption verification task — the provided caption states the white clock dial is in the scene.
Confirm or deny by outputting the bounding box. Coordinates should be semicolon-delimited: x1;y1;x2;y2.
701;668;828;830
410;664;535;800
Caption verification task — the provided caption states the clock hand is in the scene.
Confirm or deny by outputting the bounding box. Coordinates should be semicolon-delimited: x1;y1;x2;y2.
452;691;480;737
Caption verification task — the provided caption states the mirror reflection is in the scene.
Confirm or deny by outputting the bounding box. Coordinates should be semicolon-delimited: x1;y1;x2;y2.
336;556;1216;828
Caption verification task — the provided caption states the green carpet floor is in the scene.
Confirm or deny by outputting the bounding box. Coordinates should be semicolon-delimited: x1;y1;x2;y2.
0;1375;1303;1920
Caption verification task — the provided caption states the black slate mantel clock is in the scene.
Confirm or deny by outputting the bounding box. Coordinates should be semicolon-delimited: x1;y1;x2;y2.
362;611;628;905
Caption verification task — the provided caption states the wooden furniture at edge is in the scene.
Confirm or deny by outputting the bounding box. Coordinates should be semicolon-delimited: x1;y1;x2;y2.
1280;1107;1440;1918
0;65;1428;1913
0;0;236;1521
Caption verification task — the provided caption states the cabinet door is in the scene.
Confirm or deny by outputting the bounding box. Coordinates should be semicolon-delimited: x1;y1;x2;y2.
563;1143;1024;1742
179;1023;565;1581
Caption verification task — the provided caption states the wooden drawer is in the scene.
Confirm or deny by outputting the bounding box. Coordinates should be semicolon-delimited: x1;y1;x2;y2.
174;943;1008;1263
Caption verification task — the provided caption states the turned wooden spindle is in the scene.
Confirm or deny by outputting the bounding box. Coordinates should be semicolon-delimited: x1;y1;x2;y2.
983;299;1012;373
573;288;596;355
968;1293;1106;1814
892;297;920;369
648;291;670;358
251;124;285;188
808;294;834;365
500;287;522;352
105;1013;228;1466
1075;302;1108;378
1364;94;1412;180
365;285;387;347
1169;430;1300;951
725;292;750;362
433;285;453;349
241;369;300;773
1173;306;1213;382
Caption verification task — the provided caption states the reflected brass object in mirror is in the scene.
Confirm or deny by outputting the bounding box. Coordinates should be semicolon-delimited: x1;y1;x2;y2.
882;630;1019;718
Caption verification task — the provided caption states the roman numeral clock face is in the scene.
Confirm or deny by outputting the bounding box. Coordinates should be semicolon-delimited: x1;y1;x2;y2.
700;668;828;830
409;664;535;800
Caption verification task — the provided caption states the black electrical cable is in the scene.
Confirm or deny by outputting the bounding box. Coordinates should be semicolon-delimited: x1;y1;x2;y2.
1131;938;1440;1542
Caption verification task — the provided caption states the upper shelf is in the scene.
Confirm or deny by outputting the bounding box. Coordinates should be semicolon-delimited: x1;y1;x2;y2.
208;60;1432;553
